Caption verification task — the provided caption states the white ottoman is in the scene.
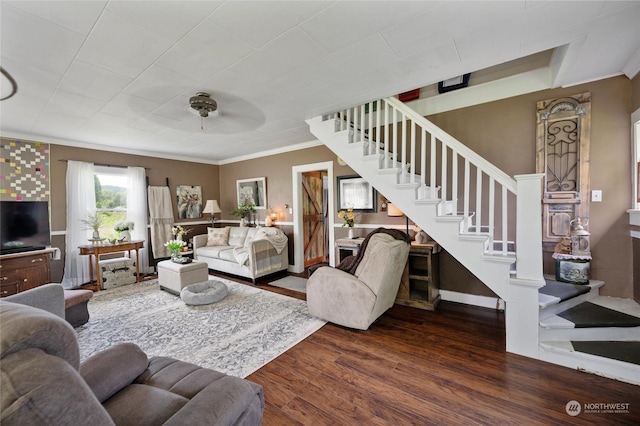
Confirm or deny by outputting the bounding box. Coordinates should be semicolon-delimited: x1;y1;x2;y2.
158;260;208;295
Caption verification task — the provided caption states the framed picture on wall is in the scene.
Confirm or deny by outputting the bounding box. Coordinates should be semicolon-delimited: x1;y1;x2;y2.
176;185;202;219
237;177;267;209
337;175;376;212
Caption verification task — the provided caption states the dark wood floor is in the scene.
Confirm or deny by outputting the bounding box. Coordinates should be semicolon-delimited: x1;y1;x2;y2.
215;271;640;426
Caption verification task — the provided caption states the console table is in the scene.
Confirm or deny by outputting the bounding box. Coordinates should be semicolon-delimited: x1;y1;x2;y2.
79;240;144;291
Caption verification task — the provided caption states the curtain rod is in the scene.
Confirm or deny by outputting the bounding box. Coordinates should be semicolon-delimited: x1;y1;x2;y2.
58;159;151;170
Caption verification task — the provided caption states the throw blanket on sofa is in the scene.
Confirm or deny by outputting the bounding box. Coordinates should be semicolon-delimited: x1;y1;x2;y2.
336;227;412;275
233;228;288;266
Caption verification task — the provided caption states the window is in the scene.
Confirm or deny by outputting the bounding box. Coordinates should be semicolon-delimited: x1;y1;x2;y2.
94;166;127;239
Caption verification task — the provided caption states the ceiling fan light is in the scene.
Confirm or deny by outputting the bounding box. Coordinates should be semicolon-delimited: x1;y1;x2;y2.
189;92;217;117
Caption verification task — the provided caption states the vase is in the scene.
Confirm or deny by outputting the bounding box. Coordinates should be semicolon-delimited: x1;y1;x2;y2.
171;250;183;262
348;228;355;239
415;231;429;244
120;230;131;242
240;217;247;227
92;230;100;240
176;234;183;241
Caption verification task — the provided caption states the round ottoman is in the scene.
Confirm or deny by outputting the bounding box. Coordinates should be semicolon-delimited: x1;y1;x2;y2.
181;280;228;306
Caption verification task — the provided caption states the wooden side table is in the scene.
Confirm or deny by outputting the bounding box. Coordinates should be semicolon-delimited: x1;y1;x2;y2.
335;237;365;262
395;241;441;310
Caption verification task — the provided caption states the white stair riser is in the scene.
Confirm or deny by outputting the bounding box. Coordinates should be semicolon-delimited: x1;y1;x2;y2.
540;326;640;341
539;342;640;386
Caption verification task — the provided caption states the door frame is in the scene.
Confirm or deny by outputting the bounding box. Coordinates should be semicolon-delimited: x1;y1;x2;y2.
291;161;335;273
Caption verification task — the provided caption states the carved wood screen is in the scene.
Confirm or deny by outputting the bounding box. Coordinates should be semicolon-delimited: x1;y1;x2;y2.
536;93;591;252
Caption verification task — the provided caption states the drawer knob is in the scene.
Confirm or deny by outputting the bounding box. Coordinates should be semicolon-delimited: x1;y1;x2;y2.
23;278;28;282
31;258;44;263
1;276;7;281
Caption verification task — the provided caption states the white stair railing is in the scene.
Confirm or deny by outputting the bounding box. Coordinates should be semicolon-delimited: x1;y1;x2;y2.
327;96;519;257
313;97;545;359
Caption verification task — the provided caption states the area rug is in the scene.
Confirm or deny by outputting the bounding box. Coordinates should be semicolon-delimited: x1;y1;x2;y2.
76;278;325;378
268;276;308;293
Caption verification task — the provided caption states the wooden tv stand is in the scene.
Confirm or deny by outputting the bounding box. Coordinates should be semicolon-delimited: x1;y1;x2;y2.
0;248;57;297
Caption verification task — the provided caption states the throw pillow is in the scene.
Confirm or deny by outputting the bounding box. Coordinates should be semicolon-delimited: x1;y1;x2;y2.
207;227;230;246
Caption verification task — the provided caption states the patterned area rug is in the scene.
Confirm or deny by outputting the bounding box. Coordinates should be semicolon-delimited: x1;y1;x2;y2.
268;276;308;293
76;278;325;378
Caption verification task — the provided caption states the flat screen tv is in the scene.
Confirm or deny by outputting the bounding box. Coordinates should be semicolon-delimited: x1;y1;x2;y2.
1;201;51;255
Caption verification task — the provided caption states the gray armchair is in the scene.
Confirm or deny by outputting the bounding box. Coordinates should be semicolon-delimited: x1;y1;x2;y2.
306;233;411;330
4;283;93;327
0;301;264;425
4;283;65;318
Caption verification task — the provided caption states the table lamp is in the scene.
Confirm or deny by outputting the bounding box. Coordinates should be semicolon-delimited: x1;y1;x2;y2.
387;202;409;235
203;200;222;226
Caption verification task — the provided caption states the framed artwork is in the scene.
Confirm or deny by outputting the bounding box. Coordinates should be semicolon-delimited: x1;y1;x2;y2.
337;175;376;212
236;177;267;209
176;185;202;219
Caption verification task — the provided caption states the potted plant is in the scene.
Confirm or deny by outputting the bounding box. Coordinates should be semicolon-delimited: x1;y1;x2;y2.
338;207;357;238
81;213;103;240
171;225;192;241
114;221;135;242
164;239;187;262
230;202;256;227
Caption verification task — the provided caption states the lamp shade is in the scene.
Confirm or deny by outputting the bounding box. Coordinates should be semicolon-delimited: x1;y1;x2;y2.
387;203;403;217
203;199;222;214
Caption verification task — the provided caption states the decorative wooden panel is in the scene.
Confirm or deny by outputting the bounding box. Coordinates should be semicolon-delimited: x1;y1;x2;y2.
536;93;591;252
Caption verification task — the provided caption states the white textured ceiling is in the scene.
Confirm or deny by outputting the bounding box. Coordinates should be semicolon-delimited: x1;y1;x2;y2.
1;1;639;164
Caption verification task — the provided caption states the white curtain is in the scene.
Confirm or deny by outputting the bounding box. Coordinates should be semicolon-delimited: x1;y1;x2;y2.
127;166;151;273
61;161;95;289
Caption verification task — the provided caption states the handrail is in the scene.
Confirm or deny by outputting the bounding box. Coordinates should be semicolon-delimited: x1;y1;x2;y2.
384;97;518;194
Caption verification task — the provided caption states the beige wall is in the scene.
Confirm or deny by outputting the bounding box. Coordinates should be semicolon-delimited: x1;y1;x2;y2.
428;76;634;298
46;144;219;281
632;73;640;111
218;145;408;228
218;145;409;262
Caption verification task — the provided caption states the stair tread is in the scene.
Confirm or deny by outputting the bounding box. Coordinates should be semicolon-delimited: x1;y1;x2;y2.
570;341;640;366
539;279;591;303
557;302;640;328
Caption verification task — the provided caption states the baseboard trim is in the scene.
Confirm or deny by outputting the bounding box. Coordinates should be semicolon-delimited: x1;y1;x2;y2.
440;289;505;311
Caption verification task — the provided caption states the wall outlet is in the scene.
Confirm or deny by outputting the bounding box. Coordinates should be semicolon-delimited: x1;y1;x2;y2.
591;190;602;202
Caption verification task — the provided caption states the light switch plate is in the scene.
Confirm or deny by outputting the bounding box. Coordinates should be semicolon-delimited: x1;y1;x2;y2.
592;190;602;202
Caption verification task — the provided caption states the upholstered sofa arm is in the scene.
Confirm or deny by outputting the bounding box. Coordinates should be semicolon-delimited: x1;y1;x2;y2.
193;234;208;257
80;342;149;403
4;283;65;319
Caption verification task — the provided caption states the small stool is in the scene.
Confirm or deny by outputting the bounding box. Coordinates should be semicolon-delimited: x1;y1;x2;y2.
63;289;93;327
99;257;136;290
158;260;208;295
181;280;228;306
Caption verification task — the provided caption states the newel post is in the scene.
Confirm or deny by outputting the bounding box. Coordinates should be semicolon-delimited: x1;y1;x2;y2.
505;174;546;358
515;174;545;281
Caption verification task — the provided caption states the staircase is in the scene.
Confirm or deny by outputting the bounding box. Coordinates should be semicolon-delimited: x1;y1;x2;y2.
307;96;638;383
538;279;640;385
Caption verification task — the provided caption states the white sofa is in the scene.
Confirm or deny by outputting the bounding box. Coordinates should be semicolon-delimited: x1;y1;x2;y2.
193;226;288;284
